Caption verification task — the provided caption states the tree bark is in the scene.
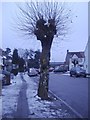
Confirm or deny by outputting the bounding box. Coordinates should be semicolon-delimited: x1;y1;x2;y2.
37;38;52;100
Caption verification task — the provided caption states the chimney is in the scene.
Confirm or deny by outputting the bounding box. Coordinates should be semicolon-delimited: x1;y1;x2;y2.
67;50;69;53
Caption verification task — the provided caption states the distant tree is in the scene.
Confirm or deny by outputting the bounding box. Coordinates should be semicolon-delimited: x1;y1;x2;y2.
16;1;72;100
35;50;40;60
12;49;19;64
22;49;35;59
18;57;25;72
24;49;29;60
12;49;19;76
28;49;35;59
5;48;11;56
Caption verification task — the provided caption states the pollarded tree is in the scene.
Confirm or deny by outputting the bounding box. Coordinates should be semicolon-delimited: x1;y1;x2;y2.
16;1;72;100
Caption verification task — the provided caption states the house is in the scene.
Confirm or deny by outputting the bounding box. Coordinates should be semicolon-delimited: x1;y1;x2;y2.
84;40;90;74
65;50;85;70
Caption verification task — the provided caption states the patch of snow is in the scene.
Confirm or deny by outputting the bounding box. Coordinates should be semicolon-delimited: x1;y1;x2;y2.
2;74;22;118
24;74;73;118
0;96;2;120
2;73;77;118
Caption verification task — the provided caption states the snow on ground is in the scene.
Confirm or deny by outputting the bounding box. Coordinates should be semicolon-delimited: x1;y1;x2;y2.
2;74;22;118
0;96;2;120
24;75;76;118
1;73;77;118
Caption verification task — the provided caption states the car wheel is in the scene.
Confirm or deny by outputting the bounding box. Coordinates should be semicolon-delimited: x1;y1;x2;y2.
70;74;72;77
84;75;86;78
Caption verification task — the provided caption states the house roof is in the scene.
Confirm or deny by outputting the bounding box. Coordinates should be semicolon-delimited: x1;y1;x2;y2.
65;50;85;64
68;52;85;58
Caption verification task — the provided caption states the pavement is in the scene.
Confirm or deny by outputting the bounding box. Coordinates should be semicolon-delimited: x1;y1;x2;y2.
0;73;82;119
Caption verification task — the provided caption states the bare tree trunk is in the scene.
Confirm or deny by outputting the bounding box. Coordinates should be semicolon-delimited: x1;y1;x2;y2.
37;38;52;100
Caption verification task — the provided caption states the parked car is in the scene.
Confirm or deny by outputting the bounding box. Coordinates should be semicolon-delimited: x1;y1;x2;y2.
70;66;86;77
28;68;38;77
49;67;54;72
54;66;67;73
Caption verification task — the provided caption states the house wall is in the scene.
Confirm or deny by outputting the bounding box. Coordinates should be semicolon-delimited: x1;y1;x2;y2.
86;37;90;73
69;58;73;70
88;2;90;74
69;57;84;70
88;38;90;74
84;42;88;73
84;2;90;74
78;58;85;67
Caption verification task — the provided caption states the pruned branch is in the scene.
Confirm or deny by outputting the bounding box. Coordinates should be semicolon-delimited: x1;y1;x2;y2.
16;1;71;38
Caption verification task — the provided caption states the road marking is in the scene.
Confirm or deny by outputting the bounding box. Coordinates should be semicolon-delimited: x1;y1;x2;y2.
49;90;83;118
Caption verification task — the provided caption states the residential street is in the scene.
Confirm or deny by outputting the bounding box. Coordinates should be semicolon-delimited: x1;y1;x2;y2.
49;72;88;118
1;1;89;120
1;73;78;119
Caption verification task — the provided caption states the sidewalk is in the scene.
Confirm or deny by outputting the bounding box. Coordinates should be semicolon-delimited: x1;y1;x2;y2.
1;73;79;119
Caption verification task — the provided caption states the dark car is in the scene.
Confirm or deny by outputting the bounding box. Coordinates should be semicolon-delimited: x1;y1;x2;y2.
54;66;67;73
70;66;86;77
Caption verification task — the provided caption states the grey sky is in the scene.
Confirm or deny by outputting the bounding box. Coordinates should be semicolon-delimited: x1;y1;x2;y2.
0;1;88;62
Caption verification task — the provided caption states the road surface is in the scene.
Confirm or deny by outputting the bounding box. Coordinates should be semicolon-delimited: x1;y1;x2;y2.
49;72;88;118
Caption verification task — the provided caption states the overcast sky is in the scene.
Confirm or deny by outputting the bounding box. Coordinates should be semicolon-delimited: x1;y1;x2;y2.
0;1;88;62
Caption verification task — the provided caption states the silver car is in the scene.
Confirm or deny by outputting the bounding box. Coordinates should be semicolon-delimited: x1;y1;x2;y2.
28;68;38;77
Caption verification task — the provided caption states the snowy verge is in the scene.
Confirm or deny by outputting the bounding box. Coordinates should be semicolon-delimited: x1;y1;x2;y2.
24;74;77;118
0;96;2;120
2;74;22;118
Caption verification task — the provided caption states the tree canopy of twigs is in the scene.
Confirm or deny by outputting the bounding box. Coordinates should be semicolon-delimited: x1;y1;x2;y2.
16;1;72;39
